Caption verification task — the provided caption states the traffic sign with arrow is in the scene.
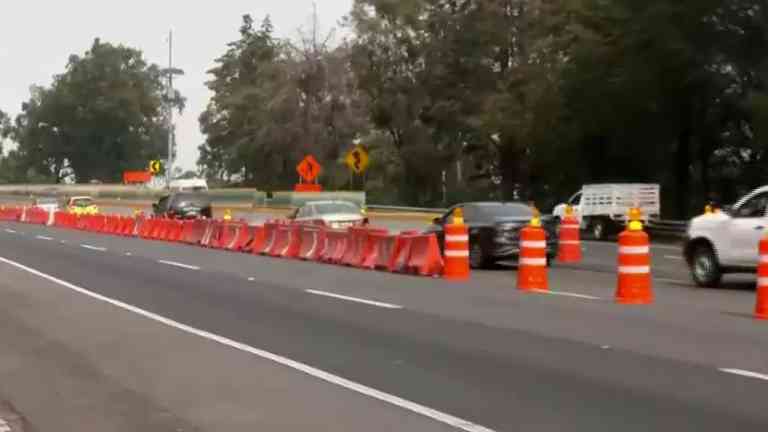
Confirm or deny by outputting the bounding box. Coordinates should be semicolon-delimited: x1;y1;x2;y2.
345;145;369;174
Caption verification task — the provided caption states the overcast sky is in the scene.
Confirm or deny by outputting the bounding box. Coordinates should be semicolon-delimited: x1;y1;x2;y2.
0;0;353;170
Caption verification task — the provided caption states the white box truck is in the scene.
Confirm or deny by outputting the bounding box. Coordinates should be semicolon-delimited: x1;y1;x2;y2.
552;183;661;240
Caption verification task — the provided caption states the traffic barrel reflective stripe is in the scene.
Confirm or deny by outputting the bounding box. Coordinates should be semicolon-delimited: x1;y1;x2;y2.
754;237;768;320
443;224;470;281
517;225;548;291
615;228;653;304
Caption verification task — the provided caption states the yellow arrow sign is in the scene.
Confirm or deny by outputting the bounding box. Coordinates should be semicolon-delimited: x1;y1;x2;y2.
345;146;369;174
149;160;163;175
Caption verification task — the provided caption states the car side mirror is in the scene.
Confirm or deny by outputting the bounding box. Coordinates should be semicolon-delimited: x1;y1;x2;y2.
432;217;442;225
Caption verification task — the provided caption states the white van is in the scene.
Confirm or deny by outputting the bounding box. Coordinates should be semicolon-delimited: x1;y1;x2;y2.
169;179;209;192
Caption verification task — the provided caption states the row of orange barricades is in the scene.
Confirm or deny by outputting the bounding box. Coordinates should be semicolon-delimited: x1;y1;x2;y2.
40;210;453;278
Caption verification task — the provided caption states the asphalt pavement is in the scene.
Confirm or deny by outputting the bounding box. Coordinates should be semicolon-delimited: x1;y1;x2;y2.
0;221;767;431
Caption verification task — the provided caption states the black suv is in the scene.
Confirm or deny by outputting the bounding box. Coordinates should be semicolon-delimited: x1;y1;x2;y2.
152;193;213;219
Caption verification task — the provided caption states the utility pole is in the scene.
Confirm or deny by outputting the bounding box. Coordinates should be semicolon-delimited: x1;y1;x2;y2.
162;29;184;189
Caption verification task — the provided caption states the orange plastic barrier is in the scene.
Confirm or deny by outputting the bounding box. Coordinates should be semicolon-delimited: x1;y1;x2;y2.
405;234;444;276
557;214;582;263
0;207;22;221
756;236;768;320
361;232;397;270
615;226;653;304
224;223;253;251
341;226;388;267
517;225;548;291
246;225;267;254
25;208;50;225
391;234;416;273
319;229;348;263
271;224;301;258
181;220;209;245
297;224;326;260
256;222;281;255
443;223;470;281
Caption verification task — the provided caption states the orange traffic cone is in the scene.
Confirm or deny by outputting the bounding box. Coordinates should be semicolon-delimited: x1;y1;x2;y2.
616;208;653;305
755;235;768;320
557;206;582;263
444;208;470;281
518;208;548;291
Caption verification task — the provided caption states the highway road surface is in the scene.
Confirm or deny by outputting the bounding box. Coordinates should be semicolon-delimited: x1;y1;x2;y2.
0;221;767;431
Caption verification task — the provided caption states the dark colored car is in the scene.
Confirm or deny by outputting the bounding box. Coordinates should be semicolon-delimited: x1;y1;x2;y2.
427;202;559;269
152;192;213;220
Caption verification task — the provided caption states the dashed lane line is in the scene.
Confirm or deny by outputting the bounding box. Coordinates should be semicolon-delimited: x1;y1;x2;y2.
35;235;54;241
4;229;16;234
80;244;107;252
0;255;495;432
720;368;768;382
157;260;200;271
305;289;404;309
530;290;602;300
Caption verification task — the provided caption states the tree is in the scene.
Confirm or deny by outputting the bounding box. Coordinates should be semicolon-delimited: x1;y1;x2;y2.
11;39;184;183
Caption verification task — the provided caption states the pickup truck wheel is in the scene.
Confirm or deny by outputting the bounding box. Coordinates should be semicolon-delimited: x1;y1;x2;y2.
469;242;488;269
690;244;722;288
591;219;607;241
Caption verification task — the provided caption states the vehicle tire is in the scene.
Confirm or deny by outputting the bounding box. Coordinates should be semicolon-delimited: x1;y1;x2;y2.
591;218;607;241
469;241;488;270
690;244;722;288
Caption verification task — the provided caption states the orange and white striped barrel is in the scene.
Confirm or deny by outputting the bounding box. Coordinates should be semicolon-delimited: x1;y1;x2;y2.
517;226;548;291
615;229;653;304
557;215;581;263
444;224;470;280
755;236;768;319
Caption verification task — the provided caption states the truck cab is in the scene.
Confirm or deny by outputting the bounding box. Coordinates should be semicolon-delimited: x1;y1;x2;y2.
685;186;768;287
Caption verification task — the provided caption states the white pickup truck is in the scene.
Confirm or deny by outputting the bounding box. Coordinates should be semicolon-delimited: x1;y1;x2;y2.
685;186;768;287
552;183;661;240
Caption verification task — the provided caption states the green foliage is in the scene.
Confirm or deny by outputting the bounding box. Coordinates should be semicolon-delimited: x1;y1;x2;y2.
8;39;183;183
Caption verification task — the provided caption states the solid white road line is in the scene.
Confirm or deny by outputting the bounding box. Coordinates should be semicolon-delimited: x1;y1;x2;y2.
305;290;404;310
0;256;493;432
80;244;107;252
720;368;768;382
530;290;602;300
4;229;16;234
36;235;54;241
125;252;133;256
157;260;200;271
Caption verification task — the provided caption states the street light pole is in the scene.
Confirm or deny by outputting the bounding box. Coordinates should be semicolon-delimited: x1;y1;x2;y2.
161;30;184;190
167;29;174;189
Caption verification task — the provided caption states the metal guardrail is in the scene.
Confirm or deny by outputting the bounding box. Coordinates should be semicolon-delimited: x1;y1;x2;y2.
366;204;447;214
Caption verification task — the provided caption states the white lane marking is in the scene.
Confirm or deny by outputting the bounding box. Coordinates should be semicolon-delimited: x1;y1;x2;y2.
125;252;133;256
80;244;107;252
720;368;768;382
60;240;68;244
36;235;54;241
157;260;200;271
306;290;403;310
664;255;684;260
4;229;16;234
248;277;256;281
0;256;494;432
530;290;602;300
